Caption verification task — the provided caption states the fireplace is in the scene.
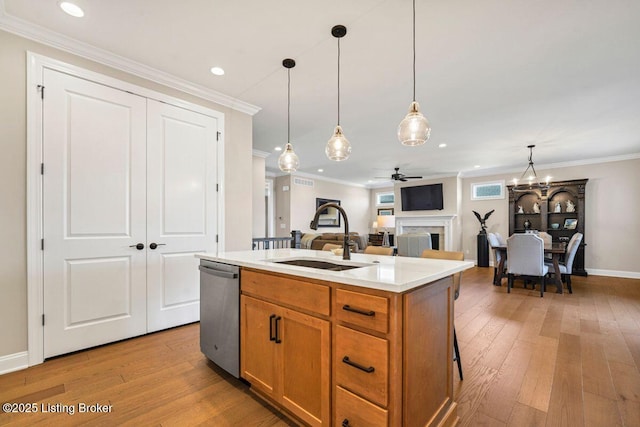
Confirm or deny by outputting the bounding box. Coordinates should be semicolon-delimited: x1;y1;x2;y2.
395;215;457;251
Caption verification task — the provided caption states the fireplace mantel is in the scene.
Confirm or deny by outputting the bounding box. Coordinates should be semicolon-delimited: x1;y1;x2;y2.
395;215;457;251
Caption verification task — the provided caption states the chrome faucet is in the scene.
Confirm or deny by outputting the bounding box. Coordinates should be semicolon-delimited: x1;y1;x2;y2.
310;202;353;260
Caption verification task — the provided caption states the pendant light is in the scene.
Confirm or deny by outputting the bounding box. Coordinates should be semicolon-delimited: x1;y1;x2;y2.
512;145;551;192
278;58;300;173
326;25;352;161
397;0;431;146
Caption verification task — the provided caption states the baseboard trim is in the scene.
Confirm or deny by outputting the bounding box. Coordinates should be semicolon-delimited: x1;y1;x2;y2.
587;269;640;279
0;351;29;375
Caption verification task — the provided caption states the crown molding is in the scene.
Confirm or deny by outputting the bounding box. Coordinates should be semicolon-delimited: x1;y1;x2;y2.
0;3;261;116
252;149;271;159
458;152;640;179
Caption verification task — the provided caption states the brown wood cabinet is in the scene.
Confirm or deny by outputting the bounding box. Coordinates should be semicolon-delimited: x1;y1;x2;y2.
507;178;587;275
240;268;457;427
241;271;331;427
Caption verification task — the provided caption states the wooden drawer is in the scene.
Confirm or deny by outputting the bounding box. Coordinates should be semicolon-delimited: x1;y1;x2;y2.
241;269;330;316
336;289;388;333
335;386;388;427
335;325;388;407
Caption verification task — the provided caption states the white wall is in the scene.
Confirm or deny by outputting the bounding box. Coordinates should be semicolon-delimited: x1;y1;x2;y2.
460;157;640;275
252;155;266;238
273;176;371;237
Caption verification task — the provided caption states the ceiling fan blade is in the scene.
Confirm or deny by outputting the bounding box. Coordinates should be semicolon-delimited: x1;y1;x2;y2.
399;177;408;182
404;176;423;179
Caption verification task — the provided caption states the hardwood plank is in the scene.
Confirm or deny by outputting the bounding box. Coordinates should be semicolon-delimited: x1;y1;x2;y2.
545;333;584;426
583;391;623;427
476;339;535;423
506;402;546;426
517;335;557;412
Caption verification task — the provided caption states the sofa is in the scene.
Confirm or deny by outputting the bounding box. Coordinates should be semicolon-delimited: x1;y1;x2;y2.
293;231;365;252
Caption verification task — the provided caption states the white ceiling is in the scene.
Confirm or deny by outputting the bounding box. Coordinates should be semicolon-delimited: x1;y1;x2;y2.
3;0;640;186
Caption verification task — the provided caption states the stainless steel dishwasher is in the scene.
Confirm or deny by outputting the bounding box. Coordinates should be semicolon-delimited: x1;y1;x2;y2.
199;259;240;378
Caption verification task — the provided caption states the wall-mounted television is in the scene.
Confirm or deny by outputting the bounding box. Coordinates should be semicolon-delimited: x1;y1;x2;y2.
401;183;444;211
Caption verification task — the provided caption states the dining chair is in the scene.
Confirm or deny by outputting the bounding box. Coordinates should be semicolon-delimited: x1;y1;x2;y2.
420;249;464;380
363;246;394;256
321;243;342;251
506;233;549;297
495;232;507;246
487;232;506;285
545;232;582;294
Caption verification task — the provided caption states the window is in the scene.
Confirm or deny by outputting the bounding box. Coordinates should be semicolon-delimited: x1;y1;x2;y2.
471;181;505;200
376;191;395;205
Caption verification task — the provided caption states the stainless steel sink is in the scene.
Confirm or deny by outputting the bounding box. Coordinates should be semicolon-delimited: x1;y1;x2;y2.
273;259;368;271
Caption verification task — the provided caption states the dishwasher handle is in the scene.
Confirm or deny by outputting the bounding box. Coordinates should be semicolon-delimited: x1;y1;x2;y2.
199;265;239;279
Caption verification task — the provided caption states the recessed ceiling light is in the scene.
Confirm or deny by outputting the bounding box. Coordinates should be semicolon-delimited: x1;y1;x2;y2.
474;165;481;168
274;147;282;151
210;67;225;76
438;143;447;148
317;169;324;173
59;1;84;17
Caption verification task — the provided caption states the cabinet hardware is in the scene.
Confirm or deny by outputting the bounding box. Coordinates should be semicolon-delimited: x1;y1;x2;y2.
342;304;375;317
149;242;166;250
342;419;350;427
275;316;282;343
269;314;276;341
342;356;375;373
129;243;144;250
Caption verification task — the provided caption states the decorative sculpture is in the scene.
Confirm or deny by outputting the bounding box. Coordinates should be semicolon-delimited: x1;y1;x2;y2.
566;200;576;212
554;202;562;213
517;205;524;214
473;209;494;233
533;202;540;213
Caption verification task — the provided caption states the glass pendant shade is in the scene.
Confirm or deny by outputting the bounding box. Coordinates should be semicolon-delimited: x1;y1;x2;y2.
278;143;299;173
398;101;431;146
326;125;351;161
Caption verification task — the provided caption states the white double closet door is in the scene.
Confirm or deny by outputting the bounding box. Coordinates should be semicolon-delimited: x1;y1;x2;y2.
42;69;218;358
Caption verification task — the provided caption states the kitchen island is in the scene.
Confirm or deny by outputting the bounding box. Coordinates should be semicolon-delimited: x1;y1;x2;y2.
197;249;473;427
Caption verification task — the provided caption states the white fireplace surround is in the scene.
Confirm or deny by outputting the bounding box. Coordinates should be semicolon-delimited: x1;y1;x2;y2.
395;215;457;251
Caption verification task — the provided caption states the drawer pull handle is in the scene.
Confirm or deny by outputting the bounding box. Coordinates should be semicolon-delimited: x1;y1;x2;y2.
275;316;282;344
269;314;276;341
342;305;375;317
342;356;375;373
342;419;350;427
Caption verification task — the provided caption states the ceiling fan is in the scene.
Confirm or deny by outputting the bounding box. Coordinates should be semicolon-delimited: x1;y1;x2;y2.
377;167;423;182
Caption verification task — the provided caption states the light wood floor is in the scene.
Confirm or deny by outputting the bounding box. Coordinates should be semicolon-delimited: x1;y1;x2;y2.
1;267;639;426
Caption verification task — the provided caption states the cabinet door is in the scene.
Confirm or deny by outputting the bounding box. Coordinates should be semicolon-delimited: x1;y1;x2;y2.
280;307;331;427
241;296;279;398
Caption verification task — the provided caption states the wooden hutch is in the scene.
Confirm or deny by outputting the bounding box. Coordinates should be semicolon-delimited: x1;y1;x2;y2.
507;179;587;276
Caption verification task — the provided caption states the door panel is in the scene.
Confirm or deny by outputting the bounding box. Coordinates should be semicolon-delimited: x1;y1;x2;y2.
146;99;218;332
160;252;201;307
66;257;132;325
43;69;147;358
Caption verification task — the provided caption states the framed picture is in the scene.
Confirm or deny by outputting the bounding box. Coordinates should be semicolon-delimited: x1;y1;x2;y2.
377;208;394;216
315;198;340;227
471;180;505;200
563;218;577;230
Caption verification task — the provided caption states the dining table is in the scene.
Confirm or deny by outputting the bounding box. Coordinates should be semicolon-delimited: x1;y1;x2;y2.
493;241;567;294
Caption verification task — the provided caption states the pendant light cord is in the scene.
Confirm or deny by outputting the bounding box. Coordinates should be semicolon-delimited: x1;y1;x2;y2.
412;0;416;102
337;37;341;126
287;68;291;143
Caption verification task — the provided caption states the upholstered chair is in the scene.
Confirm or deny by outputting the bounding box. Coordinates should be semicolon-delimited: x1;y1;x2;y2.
420;249;465;380
545;232;583;293
506;234;549;297
363;246;394;256
321;243;342;251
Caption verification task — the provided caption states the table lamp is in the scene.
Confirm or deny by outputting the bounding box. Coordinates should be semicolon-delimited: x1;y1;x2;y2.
377;215;396;247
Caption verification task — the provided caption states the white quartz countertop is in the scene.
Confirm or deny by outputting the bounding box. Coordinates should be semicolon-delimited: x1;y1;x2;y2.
196;249;474;293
